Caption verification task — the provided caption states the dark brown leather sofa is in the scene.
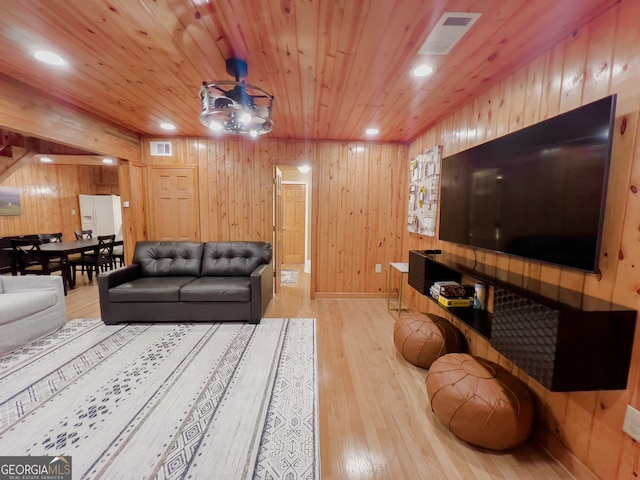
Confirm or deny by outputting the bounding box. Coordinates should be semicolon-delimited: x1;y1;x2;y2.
97;241;273;324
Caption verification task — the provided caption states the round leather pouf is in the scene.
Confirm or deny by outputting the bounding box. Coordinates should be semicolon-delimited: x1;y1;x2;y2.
425;353;534;451
393;312;461;368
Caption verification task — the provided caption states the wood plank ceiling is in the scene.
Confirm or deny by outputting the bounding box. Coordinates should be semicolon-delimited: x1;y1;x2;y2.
0;0;619;144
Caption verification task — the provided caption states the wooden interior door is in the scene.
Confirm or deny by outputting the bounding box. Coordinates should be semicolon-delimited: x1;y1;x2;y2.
149;166;198;240
282;183;306;264
273;167;283;294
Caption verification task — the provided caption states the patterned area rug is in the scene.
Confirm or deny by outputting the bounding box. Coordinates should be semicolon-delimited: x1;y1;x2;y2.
281;269;299;285
0;318;319;479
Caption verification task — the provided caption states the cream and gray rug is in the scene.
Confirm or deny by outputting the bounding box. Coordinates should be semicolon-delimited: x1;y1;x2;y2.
0;318;318;479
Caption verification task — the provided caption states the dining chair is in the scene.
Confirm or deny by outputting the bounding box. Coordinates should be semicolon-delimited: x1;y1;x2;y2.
0;237;14;274
112;245;125;268
3;235;40;272
37;233;64;261
71;229;93;275
9;238;67;294
68;234;115;284
38;232;63;243
74;229;93;240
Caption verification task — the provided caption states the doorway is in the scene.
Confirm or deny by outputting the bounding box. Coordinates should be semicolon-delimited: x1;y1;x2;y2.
273;166;311;295
282;183;306;264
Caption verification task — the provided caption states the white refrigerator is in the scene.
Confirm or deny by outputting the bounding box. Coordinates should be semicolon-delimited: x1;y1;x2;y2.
78;194;123;237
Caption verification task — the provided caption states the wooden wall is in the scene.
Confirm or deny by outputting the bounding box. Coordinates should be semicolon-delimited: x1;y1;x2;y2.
313;142;408;297
116;160;147;265
0;163;119;240
141;138;408;297
405;1;640;478
92;166;120;195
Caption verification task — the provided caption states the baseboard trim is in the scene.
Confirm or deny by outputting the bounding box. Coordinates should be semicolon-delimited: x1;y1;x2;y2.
533;426;599;480
313;292;388;299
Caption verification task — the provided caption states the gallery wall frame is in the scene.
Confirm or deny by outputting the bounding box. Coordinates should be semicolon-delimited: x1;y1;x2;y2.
0;187;22;216
407;145;441;236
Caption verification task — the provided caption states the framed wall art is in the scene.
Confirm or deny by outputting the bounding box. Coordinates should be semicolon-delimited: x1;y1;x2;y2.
0;187;22;216
407;145;441;236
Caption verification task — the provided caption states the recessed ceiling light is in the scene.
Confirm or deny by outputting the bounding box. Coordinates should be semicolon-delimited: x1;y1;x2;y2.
298;165;311;173
33;50;66;66
159;122;176;130
102;158;114;164
412;64;435;77
40;157;53;163
365;128;379;136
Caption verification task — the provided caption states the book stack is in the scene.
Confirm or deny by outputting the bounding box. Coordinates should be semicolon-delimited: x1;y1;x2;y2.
429;280;458;300
429;281;475;308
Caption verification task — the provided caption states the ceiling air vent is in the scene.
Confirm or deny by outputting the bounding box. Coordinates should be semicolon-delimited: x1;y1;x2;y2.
418;12;481;55
149;141;172;156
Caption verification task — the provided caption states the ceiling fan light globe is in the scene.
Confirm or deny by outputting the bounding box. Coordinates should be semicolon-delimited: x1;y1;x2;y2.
208;120;224;131
239;112;252;124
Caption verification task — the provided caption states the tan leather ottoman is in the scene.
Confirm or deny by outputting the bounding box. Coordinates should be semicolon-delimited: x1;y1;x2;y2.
393;312;461;368
425;353;534;450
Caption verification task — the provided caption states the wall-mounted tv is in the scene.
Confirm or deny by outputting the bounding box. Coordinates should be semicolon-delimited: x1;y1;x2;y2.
438;94;617;273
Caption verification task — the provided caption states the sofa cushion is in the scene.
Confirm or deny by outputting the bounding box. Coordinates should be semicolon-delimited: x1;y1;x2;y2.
201;242;273;276
133;242;204;277
180;277;251;302
108;277;197;302
0;292;56;324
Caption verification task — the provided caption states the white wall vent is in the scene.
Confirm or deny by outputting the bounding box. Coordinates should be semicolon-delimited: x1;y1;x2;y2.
418;12;481;55
149;141;173;156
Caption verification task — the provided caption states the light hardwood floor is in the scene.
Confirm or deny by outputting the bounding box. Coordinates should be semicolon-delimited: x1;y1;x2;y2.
62;267;573;480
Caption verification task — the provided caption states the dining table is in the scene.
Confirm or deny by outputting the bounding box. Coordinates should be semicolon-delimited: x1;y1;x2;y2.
7;236;123;292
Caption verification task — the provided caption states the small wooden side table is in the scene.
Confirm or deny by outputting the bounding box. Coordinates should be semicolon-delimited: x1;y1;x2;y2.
387;262;409;318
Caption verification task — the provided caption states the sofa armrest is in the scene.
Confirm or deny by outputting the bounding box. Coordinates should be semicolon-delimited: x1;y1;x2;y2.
97;264;142;325
1;275;65;299
0;275;66;354
98;264;142;289
1;276;66;323
250;261;273;323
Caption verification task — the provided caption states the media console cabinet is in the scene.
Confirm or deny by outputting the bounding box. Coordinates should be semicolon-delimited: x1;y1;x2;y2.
408;250;637;392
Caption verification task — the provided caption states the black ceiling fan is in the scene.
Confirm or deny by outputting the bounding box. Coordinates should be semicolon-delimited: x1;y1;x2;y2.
199;58;274;136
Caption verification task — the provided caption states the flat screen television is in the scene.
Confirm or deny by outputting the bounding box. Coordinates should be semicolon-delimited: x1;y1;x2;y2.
438;94;617;273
